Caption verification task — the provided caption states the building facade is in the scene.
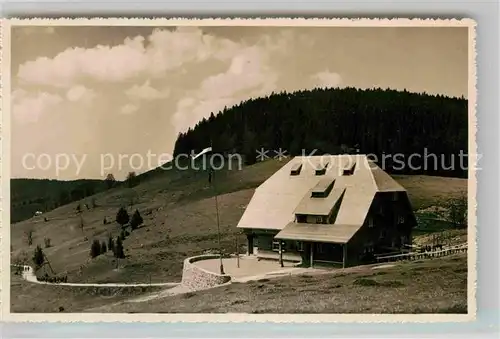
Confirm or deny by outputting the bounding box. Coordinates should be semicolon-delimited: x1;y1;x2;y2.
237;155;416;268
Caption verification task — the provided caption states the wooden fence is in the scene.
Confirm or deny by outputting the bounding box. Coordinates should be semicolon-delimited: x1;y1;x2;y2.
375;243;468;263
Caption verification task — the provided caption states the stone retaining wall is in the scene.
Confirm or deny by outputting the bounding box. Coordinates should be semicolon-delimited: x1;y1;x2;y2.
181;254;231;291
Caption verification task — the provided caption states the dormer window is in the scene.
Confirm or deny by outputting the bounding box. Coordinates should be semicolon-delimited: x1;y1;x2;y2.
290;163;302;176
315;162;329;175
342;161;356;176
311;178;335;198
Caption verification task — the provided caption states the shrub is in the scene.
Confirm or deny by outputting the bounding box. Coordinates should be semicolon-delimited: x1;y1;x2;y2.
353;278;379;287
116;207;130;227
90;239;102;258
130;209;144;230
44;237;52;248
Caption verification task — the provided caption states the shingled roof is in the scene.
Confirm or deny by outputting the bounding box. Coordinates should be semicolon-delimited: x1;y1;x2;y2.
237;155;406;233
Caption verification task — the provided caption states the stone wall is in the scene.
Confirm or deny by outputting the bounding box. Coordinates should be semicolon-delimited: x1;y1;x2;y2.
181;254;231;291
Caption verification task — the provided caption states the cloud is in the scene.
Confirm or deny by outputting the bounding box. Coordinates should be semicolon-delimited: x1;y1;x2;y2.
172;45;279;134
120;104;139;115
16;27;238;88
312;70;343;88
12;26;346;179
125;80;170;100
66;85;95;103
12;90;63;124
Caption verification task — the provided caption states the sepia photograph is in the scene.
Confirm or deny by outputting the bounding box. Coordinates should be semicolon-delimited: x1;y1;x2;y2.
2;18;475;320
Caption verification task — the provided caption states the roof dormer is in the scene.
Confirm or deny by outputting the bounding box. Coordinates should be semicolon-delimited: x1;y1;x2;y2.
342;161;356;176
290;163;302;176
311;178;335;198
315;162;329;176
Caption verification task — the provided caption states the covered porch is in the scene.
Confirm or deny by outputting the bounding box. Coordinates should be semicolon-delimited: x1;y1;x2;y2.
274;222;361;268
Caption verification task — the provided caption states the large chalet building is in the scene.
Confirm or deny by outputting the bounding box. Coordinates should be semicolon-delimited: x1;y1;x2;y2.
237;155;417;268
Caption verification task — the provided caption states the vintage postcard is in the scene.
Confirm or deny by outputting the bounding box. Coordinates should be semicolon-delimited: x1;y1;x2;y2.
1;18;476;323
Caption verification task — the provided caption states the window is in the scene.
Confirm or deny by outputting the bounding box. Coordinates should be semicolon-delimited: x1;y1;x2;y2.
273;240;286;252
368;217;374;228
317;243;325;254
296;241;304;252
364;242;374;253
392;192;398;201
398;215;405;224
379;230;386;240
316;216;323;224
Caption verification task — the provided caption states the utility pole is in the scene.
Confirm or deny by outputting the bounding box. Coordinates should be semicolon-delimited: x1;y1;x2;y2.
211;140;225;275
236;231;240;268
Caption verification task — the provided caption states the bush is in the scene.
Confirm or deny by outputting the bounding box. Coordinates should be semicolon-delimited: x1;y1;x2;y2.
353;278;379;287
90;239;102;258
130;209;144;230
116;207;130;227
44;237;52;248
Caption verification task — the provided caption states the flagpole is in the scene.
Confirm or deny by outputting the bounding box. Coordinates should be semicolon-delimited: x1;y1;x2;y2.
211;140;225;275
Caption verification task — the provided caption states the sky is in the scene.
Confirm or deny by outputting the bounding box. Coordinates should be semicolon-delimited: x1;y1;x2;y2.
10;25;469;180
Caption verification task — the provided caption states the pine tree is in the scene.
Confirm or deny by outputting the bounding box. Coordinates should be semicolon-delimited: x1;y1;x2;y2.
105;173;116;189
101;241;107;253
130;209;144;230
114;237;125;259
108;236;114;253
116;207;130;227
32;245;45;268
90;239;101;258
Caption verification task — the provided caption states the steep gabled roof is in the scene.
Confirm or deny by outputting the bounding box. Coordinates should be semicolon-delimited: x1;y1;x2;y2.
237;155;405;231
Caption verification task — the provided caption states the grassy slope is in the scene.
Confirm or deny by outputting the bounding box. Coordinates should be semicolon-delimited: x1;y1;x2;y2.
10;273;164;313
11;159;467;286
93;254;467;314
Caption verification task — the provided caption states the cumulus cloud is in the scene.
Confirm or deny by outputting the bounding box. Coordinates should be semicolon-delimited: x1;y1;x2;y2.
172;45;279;134
12;90;63;124
16;27;239;88
13;26;345;179
125;80;170;100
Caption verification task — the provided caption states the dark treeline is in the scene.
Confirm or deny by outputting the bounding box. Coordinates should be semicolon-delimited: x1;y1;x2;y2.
11;179;107;223
173;87;468;178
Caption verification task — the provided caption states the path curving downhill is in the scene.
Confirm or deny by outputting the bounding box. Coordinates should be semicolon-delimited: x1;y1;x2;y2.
12;264;180;288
